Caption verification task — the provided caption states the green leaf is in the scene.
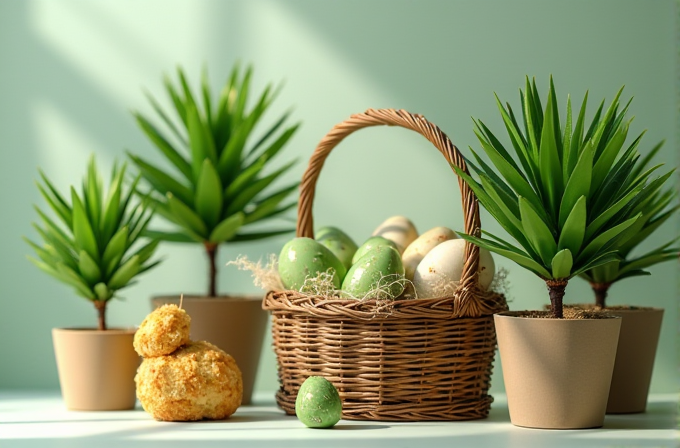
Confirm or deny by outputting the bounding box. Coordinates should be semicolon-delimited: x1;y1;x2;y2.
201;65;213;127
164;73;187;126
187;103;217;182
144;229;200;243
578;214;642;263
134;239;160;264
494;94;536;181
84;156;103;230
209;212;245;243
559;141;594;228
94;283;112;301
31;224;78;271
134;113;192;180
243;183;299;225
551;249;573;279
538;80;564;218
519;197;557;266
246;110;292;158
232;65;252;127
564;91;589;177
224;158;266;200
37;171;72;227
71;188;99;262
128;153;194;206
100;165;124;243
231;228;295;242
195;159;223;228
591;120;630;192
143;89;187;147
571;251;621;278
631;140;665;179
78;250;102;285
250;124;299;166
585;184;642;241
474;124;547;221
458;232;552;279
102;226;128;277
167;193;208;238
108;255;140;290
558;195;587;256
56;262;95;299
245;201;297;225
225;161;297;216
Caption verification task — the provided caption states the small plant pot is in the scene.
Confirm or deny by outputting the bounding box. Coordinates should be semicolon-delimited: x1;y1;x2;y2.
494;311;621;429
52;328;139;411
152;295;268;405
603;307;664;414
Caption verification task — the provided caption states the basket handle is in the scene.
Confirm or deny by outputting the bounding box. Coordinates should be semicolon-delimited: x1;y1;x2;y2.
297;108;483;294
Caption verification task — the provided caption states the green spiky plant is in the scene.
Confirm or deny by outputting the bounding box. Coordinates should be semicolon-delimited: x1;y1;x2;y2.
25;158;160;330
454;76;674;318
129;65;299;297
580;141;679;308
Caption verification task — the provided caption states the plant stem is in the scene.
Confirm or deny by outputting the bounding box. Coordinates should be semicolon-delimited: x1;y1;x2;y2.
205;242;218;297
94;300;107;331
591;282;611;309
546;279;568;319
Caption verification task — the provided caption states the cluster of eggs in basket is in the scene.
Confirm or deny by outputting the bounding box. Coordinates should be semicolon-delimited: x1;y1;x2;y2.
278;216;496;299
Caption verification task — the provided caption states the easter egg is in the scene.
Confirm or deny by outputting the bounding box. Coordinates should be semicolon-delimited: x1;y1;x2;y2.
342;245;405;300
351;236;399;265
315;226;358;270
278;237;347;291
295;376;342;428
371;216;418;254
402;226;457;281
413;239;495;298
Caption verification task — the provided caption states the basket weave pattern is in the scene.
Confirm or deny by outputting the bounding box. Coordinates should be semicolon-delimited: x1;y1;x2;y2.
263;109;508;421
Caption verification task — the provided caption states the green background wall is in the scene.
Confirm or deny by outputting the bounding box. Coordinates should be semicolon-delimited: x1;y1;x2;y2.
0;0;677;396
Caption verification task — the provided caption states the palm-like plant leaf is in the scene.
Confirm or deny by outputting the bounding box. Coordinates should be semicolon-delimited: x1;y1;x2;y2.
25;158;161;329
456;76;672;317
130;65;299;249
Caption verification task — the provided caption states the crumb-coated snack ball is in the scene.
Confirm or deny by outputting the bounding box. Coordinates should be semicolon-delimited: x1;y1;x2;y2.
134;304;190;357
135;341;243;421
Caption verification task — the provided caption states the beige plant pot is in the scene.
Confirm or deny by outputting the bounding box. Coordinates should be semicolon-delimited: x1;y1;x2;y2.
604;308;664;414
494;311;621;429
152;295;268;405
52;328;139;411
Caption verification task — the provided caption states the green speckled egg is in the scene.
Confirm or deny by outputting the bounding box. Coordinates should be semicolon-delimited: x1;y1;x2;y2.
279;238;347;291
316;227;358;270
342;245;405;299
295;376;342;428
351;236;399;265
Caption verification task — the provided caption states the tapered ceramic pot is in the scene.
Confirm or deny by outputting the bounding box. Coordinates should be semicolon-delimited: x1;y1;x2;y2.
494;311;621;429
603;308;663;414
152;295;268;405
52;328;139;411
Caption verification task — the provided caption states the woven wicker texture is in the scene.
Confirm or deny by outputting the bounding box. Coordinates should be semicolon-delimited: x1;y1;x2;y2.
264;108;508;421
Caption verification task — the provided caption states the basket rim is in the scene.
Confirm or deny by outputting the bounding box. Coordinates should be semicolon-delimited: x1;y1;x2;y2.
263;288;508;320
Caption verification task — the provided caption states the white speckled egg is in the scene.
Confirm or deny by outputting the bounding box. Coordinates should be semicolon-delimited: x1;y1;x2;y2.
371;216;418;254
413;239;495;298
402;227;457;281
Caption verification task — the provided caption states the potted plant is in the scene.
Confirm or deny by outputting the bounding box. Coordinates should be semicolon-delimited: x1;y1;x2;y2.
453;77;666;429
25;158;160;411
129;65;300;404
578;147;678;414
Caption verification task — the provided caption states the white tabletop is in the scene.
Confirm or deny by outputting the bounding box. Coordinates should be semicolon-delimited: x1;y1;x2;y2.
0;391;677;448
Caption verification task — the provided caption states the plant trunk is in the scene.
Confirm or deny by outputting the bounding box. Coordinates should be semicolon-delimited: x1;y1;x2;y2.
94;300;107;331
591;282;611;309
546;280;568;319
205;242;218;297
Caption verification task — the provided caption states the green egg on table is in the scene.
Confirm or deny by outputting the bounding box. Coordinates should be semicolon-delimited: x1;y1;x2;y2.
315;226;358;270
295;376;342;429
351;236;399;265
342;244;405;299
278;237;347;291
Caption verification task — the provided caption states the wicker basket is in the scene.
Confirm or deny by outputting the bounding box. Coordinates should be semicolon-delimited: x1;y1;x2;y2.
263;108;508;421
